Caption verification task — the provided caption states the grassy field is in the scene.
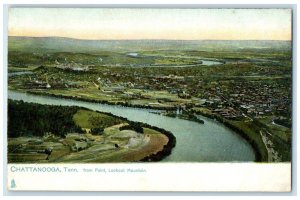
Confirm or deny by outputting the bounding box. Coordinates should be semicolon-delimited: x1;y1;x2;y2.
8;125;169;163
8;104;170;163
73;109;124;129
257;116;291;142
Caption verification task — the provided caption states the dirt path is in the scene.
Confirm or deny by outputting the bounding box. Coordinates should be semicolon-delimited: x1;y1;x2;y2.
259;130;281;162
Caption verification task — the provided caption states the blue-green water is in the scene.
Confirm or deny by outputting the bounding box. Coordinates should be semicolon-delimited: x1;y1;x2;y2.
8;90;255;162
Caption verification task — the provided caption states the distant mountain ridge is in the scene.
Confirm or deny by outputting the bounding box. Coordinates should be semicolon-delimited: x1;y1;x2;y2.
8;36;291;53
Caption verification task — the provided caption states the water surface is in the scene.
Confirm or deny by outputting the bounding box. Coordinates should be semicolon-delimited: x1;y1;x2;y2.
8;90;255;162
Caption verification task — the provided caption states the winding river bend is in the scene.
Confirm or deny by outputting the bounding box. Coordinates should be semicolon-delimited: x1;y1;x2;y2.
8;90;255;162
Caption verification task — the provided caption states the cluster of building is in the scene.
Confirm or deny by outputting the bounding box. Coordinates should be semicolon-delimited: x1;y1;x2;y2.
200;80;291;120
21;74;81;90
11;61;291;122
95;69;291;121
55;60;89;72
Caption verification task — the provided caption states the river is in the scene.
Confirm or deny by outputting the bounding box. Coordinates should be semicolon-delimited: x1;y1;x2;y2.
8;90;255;162
200;60;223;66
8;71;34;77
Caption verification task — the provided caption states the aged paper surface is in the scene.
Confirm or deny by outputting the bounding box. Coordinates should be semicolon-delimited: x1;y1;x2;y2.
6;7;292;191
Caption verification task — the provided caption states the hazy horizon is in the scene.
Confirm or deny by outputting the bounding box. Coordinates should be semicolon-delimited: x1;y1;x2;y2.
9;8;292;41
8;35;291;42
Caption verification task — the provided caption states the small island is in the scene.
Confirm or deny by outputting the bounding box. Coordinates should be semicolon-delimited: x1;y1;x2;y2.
163;110;205;124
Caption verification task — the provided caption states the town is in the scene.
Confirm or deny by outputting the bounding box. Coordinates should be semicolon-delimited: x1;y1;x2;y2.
8;39;292;162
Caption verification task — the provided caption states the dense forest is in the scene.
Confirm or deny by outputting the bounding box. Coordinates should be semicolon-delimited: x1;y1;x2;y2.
8;100;83;138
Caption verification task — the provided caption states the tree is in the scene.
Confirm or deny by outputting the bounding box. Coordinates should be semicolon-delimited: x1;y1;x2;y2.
90;128;104;135
8;100;81;138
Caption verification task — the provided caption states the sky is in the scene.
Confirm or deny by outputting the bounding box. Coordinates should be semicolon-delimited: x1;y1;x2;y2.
8;8;292;40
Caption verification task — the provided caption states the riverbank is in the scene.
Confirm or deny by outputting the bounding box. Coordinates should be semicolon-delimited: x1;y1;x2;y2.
25;90;177;111
8;90;256;162
20;90;259;161
191;108;268;162
7;100;177;163
81;109;177;162
70;107;177;162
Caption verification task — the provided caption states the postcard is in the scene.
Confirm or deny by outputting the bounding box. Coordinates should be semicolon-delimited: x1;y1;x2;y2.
6;6;292;192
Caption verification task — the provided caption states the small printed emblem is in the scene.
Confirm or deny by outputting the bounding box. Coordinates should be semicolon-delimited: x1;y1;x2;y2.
11;179;16;188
